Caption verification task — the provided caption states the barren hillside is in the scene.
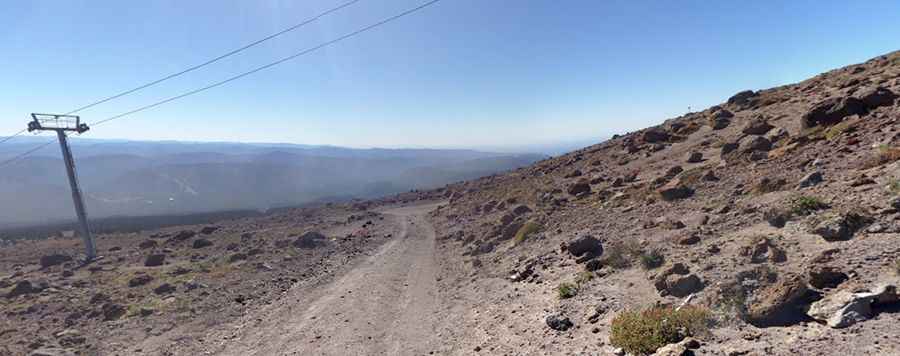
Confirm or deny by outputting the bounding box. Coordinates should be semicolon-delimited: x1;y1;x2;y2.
427;50;900;355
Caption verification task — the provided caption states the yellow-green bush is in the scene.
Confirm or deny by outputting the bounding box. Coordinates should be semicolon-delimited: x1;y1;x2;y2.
514;220;542;244
610;306;710;355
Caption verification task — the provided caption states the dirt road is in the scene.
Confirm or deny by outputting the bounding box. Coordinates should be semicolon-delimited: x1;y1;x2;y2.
207;203;445;356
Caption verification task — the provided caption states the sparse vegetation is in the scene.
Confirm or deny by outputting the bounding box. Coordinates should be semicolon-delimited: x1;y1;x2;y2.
752;178;786;195
889;179;900;195
863;145;900;169
557;282;578;299
600;240;641;269
639;249;665;270
788;195;828;216
711;283;749;326
513;220;542;245
609;306;711;355
824;120;853;140
574;271;594;286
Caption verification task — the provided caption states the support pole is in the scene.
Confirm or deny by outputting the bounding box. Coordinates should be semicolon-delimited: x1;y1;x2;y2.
56;130;96;260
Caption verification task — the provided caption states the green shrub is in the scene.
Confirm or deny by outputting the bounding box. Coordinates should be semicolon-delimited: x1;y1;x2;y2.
788;195;827;216
557;282;578;299
513;220;542;244
639;249;665;270
610;306;711;355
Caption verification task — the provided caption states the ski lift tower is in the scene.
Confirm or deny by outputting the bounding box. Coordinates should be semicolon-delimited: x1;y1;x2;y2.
27;113;96;261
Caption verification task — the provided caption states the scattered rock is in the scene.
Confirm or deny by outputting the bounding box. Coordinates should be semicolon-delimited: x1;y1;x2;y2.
128;274;154;287
199;226;220;235
567;235;604;258
653;263;703;297
677;233;701;245
192;238;213;249
144;254;166;267
808;283;898;328
138;240;158;249
811;213;871;241
171;230;196;242
742;118;774;135
102;303;127;321
658;180;694;201
739;136;772;153
511;205;532;216
728;90;758;108
642;129;671;143
153;283;176;295
808;267;849;290
747;274;810;327
40;254;72;269
6;280;41;298
685;151;703;163
293;231;327;249
856;86;897;108
567;179;591;196
798;171;823;188
801;97;867;128
545;314;574;331
741;237;787;264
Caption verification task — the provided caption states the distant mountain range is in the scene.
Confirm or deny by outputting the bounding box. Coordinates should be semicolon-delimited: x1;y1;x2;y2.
0;138;546;227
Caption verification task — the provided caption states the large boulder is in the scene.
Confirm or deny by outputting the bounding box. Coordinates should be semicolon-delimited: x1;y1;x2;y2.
566;235;603;258
746;274;810;327
708;108;734;130
657;180;694;201
545;314;573;331
40;254;72;269
801;97;867;128
807;283;898;328
170;230;196;242
811;213;871;241
144;254;166;267
653;263;703;297
856;86;897;108
6;280;41;298
567;179;591;196
642;128;671;143
293;231;327;249
741;118;774;135
739;135;772;153
728;90;758;108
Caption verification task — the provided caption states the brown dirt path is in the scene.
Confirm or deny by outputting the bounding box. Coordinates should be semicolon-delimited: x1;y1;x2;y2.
201;203;445;356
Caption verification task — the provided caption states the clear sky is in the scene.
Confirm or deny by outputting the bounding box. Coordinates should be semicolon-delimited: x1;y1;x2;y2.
1;0;899;150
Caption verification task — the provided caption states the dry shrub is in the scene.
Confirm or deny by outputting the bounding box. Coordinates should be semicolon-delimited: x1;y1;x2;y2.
610;306;711;355
601;240;641;269
513;220;541;245
862;145;900;169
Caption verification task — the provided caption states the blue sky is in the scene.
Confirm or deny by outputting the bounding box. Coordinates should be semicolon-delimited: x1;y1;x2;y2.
1;0;899;150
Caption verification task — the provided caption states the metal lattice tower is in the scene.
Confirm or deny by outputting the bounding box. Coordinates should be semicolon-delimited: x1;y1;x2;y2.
27;113;96;260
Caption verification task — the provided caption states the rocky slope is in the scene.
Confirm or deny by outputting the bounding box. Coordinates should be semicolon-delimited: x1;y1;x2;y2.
427;50;900;355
